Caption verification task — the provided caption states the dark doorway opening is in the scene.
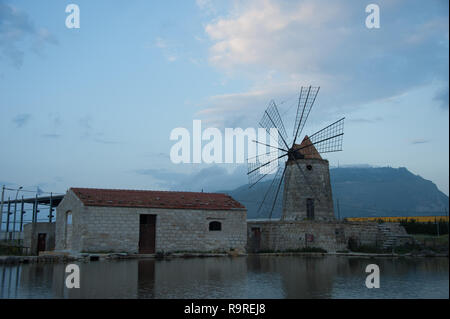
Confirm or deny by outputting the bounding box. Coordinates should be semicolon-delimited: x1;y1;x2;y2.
139;215;156;254
251;227;261;252
306;198;315;219
37;233;46;252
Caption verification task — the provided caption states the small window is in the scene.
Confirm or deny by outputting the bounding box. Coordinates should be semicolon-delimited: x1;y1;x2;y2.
209;221;222;231
66;212;72;225
306;165;313;171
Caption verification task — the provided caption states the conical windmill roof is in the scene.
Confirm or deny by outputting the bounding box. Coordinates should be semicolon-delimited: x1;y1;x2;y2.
293;136;322;159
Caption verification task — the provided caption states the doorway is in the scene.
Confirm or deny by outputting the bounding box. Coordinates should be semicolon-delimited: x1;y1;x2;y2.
37;233;46;252
306;198;315;219
139;215;156;254
251;227;261;252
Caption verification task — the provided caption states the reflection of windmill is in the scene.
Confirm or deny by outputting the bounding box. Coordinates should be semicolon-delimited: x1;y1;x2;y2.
247;86;345;221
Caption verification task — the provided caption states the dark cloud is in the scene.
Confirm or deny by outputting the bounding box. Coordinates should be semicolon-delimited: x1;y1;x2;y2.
0;1;57;67
12;113;31;127
93;138;121;145
42;133;61;139
434;86;449;110
411;139;430;145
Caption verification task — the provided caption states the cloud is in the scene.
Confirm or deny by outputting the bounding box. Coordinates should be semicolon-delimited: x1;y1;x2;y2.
434;86;449;110
78;115;120;144
153;36;179;62
411;139;430;145
196;0;218;15
12;113;31;127
42;133;61;139
348;117;383;124
198;0;449;126
135;165;247;192
155;37;167;49
0;1;58;67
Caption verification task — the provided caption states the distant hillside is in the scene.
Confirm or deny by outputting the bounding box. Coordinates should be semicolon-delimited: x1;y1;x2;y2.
222;166;449;219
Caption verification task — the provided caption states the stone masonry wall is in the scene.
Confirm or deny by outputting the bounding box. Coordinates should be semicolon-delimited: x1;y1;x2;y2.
56;190;247;254
247;220;386;253
282;159;335;221
23;222;56;255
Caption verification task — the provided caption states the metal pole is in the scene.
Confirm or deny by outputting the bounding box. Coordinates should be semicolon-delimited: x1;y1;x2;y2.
13;197;17;241
36;198;39;223
33;195;38;223
0;185;4;235
6;198;11;240
12;187;22;240
19;196;24;233
49;192;53;223
32;201;36;224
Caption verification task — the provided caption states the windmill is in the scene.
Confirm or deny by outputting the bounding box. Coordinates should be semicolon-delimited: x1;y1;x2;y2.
247;86;345;221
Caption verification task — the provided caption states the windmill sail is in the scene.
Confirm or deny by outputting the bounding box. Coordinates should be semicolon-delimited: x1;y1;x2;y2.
296;117;345;154
255;164;286;219
259;100;290;150
292;86;320;146
246;86;344;220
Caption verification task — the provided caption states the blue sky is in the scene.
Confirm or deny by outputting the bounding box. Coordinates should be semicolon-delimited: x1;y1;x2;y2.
0;0;448;201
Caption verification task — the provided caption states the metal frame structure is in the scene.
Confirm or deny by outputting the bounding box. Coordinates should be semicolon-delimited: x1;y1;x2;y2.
247;86;345;219
0;192;64;241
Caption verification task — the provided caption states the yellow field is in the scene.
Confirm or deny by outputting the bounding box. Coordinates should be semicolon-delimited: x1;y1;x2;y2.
346;216;449;223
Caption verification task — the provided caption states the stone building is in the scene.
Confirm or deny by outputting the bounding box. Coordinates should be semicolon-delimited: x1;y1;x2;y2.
247;137;410;253
23;222;56;255
282;140;334;221
55;188;247;254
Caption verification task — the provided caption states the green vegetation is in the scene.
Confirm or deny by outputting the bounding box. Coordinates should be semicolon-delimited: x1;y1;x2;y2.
400;219;449;236
349;245;389;254
0;243;28;256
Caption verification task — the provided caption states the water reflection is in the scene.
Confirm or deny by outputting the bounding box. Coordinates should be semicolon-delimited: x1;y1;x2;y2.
0;256;448;299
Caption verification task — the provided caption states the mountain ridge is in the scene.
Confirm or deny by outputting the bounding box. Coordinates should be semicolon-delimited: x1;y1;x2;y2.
221;166;449;219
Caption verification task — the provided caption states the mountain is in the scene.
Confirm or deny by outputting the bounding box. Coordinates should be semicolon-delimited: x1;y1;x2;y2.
221;166;449;219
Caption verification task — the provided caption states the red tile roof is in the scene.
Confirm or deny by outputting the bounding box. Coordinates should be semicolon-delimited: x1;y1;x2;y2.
294;135;322;159
70;188;246;211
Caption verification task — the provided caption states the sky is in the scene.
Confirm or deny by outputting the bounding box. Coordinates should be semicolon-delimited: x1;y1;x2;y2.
0;0;448;204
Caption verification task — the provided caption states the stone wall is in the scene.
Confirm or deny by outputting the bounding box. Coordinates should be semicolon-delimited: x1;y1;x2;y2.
247;220;400;253
23;222;56;255
56;190;247;254
282;158;335;221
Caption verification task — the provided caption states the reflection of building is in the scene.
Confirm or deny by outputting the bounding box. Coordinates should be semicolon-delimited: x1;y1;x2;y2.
55;188;247;254
52;261;139;298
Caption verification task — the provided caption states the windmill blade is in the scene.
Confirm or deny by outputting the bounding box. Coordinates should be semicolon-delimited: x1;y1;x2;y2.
268;166;286;219
256;164;287;219
292;86;320;146
259;100;290;150
298;117;345;155
247;153;288;187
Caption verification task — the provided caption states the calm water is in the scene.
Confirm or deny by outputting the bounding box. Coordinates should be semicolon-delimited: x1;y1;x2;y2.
0;256;448;299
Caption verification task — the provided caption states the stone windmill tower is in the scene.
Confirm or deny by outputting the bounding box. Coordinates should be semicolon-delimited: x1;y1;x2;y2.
247;86;344;221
